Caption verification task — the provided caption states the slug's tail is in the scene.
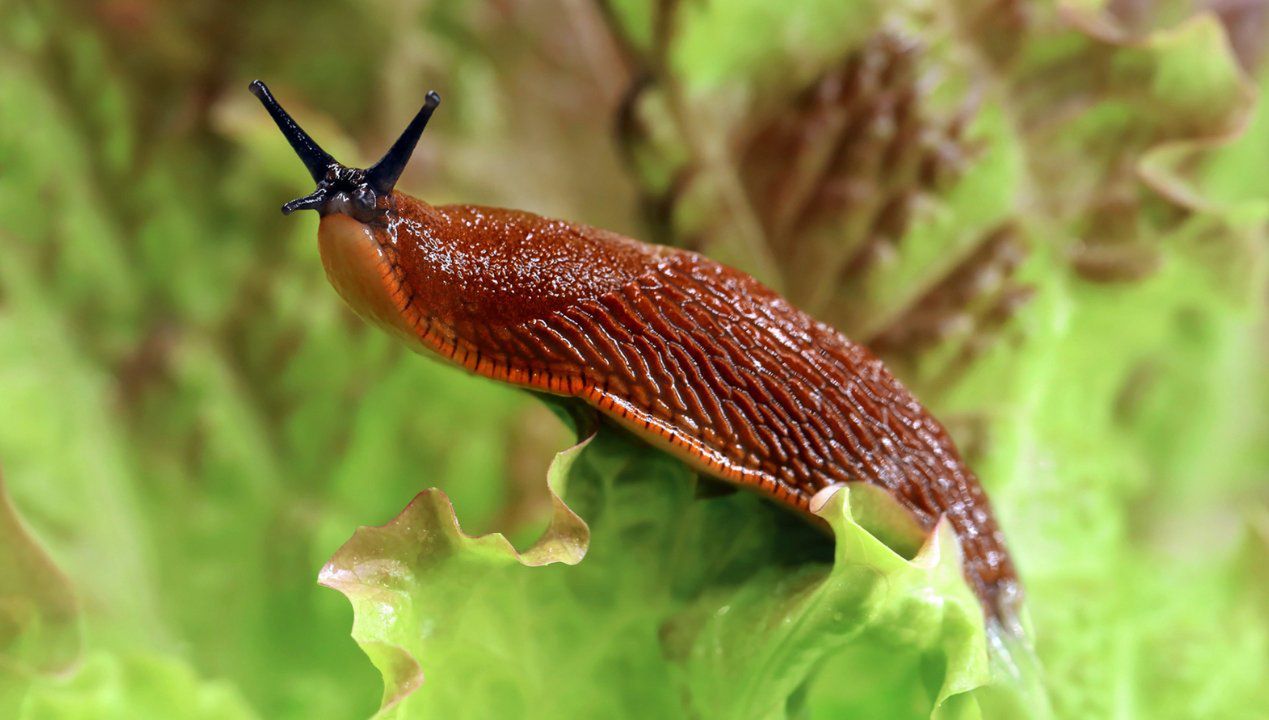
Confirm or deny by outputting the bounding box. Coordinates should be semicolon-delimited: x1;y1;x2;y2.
936;476;1024;631
965;537;1025;634
981;612;1054;717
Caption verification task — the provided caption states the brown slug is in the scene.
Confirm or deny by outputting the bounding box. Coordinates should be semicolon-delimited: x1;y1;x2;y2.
249;80;1020;624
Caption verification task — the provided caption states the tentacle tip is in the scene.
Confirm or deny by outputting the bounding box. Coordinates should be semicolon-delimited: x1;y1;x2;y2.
425;90;441;108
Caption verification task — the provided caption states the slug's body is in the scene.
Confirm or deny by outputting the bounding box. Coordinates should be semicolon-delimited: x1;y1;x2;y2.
252;81;1020;624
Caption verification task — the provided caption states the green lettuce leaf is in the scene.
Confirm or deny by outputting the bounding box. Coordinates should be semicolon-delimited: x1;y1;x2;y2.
19;653;258;720
323;430;1047;719
0;474;80;714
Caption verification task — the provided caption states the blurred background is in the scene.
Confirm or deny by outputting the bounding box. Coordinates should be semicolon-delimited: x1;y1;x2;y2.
0;0;1266;718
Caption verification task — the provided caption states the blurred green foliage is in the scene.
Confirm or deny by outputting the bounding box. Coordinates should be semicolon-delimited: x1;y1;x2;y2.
0;0;1266;718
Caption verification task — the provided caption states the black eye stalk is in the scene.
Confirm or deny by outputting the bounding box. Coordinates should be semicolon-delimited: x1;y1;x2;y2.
249;80;441;222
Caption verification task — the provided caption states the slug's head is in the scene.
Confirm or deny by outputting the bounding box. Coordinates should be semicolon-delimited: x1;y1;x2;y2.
249;80;440;223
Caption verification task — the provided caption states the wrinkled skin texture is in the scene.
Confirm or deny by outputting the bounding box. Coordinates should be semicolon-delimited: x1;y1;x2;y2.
318;192;1020;622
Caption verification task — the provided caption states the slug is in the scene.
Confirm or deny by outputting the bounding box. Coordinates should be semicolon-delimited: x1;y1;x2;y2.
249;80;1020;624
